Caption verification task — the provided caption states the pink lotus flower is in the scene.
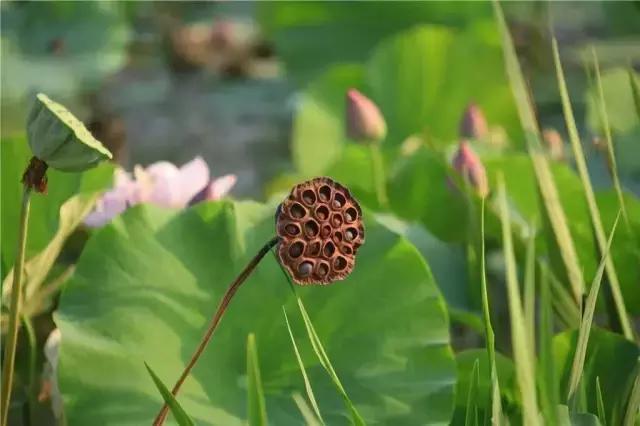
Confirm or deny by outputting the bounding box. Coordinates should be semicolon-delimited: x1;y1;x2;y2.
345;89;387;144
84;157;236;227
452;141;489;198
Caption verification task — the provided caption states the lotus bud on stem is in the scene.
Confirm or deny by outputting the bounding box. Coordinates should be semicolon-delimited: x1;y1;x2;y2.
345;89;388;208
153;177;365;425
459;103;489;140
452;140;489;198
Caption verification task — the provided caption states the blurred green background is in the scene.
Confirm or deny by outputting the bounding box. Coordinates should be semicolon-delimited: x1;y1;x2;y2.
2;1;639;196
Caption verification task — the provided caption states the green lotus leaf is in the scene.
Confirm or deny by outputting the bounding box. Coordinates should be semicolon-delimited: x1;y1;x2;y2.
27;93;112;172
56;200;455;425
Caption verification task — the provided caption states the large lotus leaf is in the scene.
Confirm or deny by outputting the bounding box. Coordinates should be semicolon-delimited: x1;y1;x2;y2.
584;68;640;186
56;200;455;425
0;136;113;279
374;215;475;330
388;145;468;242
292;64;365;176
259;2;492;84
367;25;521;147
290;24;521;184
326;144;380;210
552;328;639;426
586;68;640;135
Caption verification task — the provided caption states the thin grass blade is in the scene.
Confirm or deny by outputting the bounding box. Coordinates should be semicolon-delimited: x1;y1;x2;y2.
524;230;536;358
545;266;581;328
590;47;629;227
596;376;607;426
629;67;640;122
292;393;322;426
497;175;541;426
623;360;640;426
283;307;325;425
465;359;481;426
566;213;621;405
552;38;633;340
247;333;268;426
480;200;503;425
144;362;195;426
297;298;365;425
539;266;559;425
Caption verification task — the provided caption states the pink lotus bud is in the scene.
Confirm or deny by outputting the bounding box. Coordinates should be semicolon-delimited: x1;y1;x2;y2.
542;128;564;161
459;103;489;140
345;89;387;144
452;141;489;197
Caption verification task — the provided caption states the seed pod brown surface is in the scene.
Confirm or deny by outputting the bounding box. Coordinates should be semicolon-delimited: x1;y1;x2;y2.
276;177;365;285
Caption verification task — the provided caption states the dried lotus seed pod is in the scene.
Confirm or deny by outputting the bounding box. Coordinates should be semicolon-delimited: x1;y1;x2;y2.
276;177;364;285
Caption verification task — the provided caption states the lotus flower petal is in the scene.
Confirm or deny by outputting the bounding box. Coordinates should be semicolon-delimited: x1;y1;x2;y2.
85;157;228;227
208;174;237;200
84;169;135;227
189;173;237;205
177;156;211;204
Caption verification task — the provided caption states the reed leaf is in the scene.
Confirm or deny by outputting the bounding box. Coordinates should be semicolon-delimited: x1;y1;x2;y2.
493;0;585;304
566;213;620;405
590;47;629;227
497;175;540;425
552;38;633;340
283;307;325;425
144;362;195;426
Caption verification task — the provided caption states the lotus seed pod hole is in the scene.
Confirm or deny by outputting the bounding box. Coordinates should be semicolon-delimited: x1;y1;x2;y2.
315;205;330;221
288;241;304;258
302;189;316;205
331;213;343;227
304;220;319;237
345;207;358;222
290;203;306;219
334;256;348;271
318;185;332;202
285;223;300;236
323;241;336;257
306;240;322;257
317;262;330;277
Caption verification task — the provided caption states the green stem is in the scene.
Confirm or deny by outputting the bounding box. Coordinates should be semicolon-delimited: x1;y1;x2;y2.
369;144;389;209
22;316;37;426
479;200;502;424
1;186;32;426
